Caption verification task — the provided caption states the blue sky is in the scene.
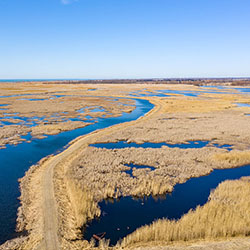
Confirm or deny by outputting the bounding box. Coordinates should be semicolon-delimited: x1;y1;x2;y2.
0;0;249;79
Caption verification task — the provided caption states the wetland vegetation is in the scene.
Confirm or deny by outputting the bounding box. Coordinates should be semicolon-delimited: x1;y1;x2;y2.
0;81;249;250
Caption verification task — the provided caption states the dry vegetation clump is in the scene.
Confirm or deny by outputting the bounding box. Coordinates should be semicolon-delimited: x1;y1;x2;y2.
120;177;250;248
31;121;91;137
213;150;250;167
0;125;30;148
0;237;28;250
131;179;173;196
69;146;226;201
66;179;101;228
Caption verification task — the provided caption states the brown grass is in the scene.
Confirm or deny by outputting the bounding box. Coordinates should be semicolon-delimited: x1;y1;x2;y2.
120;177;250;248
161;94;250;114
66;179;101;228
131;179;173;197
214;150;250;166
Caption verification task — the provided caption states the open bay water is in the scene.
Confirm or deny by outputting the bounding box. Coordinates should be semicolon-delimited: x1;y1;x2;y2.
0;98;153;245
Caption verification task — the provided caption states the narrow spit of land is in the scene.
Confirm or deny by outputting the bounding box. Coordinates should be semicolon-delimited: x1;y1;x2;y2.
21;98;162;250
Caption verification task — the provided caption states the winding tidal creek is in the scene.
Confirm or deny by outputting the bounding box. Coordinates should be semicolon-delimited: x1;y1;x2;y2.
0;87;249;246
0;98;153;245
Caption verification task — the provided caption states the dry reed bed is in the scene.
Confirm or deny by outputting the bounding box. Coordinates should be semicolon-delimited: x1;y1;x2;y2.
70;146;250;202
97;109;250;150
1;84;250;249
69;146;216;200
121;177;250;248
213;150;250;166
65;146;250;246
31;121;91;137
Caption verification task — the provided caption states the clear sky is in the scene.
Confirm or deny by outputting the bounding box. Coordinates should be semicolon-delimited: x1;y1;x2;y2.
0;0;250;79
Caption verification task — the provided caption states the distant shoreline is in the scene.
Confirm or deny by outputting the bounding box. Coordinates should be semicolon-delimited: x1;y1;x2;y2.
1;78;250;86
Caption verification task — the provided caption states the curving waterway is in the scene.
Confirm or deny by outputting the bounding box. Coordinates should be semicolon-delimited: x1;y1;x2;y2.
0;98;154;245
84;164;250;245
1;90;249;246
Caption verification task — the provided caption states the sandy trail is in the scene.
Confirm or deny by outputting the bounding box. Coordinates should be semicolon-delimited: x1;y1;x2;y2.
36;97;162;250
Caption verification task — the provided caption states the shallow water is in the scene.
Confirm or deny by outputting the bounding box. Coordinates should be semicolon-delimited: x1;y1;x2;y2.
0;105;105;127
235;87;250;94
124;163;155;177
18;98;50;101
84;164;250;245
236;102;250;107
0;98;153;245
129;87;233;98
90;140;232;150
129;89;197;97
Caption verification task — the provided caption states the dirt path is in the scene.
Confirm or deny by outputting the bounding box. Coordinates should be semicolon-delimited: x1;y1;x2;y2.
36;98;163;250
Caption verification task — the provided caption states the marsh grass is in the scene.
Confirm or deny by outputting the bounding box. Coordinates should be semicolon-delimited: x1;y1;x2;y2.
214;150;250;166
66;179;101;228
131;179;173;196
120;177;250;248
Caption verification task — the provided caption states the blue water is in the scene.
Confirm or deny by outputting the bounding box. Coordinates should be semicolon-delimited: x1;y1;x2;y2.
129;86;244;98
236;103;250;107
129;90;197;97
235;87;250;94
0;98;154;245
90;107;106;113
90;140;232;150
124;163;155;177
84;164;250;245
129;89;219;98
0;106;105;128
201;86;250;95
18;98;50;101
0;104;9;111
158;89;200;97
